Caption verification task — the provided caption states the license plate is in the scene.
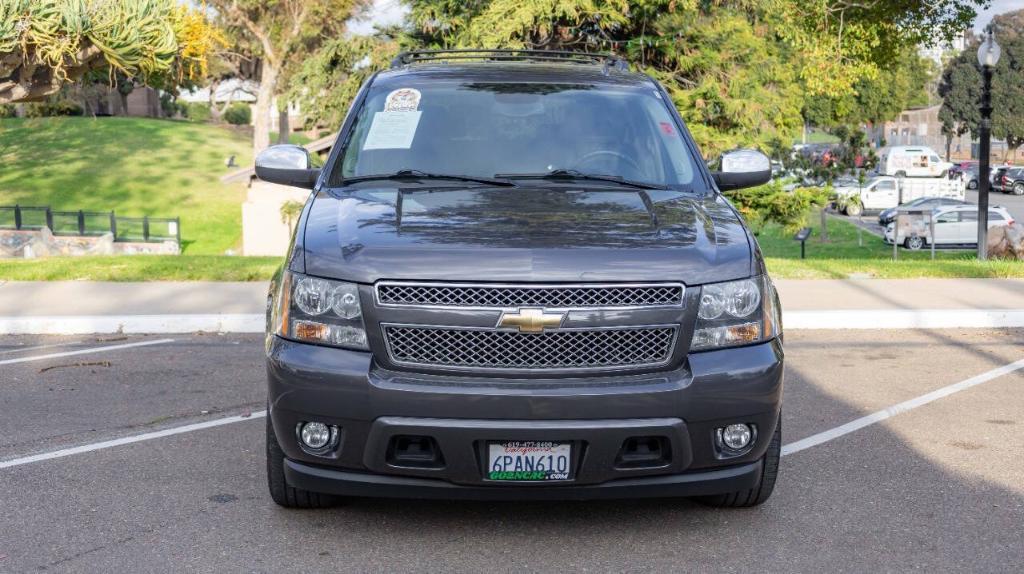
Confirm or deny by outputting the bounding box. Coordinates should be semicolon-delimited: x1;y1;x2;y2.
486;441;572;481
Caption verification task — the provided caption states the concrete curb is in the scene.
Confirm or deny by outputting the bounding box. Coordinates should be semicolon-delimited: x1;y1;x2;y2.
2;310;1024;334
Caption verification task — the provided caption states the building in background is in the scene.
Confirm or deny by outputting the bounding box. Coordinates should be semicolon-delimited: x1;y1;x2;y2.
918;28;970;66
180;79;302;133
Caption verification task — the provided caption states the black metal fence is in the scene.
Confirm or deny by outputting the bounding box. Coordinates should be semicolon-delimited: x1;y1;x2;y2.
0;205;180;244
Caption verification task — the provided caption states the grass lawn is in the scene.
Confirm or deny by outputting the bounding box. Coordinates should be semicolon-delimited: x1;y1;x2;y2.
0;255;281;281
0;116;253;255
797;130;840;145
270;131;314;146
758;212;1024;279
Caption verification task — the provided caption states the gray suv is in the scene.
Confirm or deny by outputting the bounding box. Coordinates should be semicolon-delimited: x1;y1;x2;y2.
256;50;783;508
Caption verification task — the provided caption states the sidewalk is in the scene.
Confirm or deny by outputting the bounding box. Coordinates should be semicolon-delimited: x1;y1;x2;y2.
1;278;1024;333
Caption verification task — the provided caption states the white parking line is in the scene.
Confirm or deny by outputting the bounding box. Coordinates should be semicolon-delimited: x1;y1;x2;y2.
784;309;1024;330
0;338;175;366
0;315;262;335
0;340;84;355
782;357;1024;456
2;356;1023;470
0;411;266;469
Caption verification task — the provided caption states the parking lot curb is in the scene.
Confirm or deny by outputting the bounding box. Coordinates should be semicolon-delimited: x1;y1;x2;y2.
2;309;1024;334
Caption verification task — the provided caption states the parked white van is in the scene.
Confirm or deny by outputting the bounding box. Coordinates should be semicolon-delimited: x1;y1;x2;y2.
880;146;954;178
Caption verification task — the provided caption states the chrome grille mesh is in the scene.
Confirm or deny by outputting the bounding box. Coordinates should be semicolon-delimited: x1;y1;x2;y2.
377;283;683;308
384;326;676;370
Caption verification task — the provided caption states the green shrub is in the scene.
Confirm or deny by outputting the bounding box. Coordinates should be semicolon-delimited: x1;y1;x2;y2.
0;105;16;118
160;93;187;118
726;180;831;233
23;100;83;117
185;102;212;122
223;102;251;125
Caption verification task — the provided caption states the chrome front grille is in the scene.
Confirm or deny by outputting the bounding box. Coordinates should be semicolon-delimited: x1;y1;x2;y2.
376;282;684;309
384;326;677;370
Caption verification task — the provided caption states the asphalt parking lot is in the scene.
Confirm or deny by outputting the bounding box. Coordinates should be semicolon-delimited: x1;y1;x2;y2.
1;330;1023;572
969;187;1024;223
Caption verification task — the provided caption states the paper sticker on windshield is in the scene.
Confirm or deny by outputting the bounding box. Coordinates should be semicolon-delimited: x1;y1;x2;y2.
384;88;421;112
363;111;422;150
659;122;676;136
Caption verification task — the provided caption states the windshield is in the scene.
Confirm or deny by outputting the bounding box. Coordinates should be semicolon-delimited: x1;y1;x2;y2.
330;80;702;188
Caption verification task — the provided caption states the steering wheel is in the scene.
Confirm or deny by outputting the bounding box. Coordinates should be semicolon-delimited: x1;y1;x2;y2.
573;150;643;177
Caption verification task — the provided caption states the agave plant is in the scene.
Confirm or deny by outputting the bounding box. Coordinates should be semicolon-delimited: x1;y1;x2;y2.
0;0;223;104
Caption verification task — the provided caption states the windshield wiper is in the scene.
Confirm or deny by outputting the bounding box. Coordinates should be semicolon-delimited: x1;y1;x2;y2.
495;169;668;190
342;169;517;187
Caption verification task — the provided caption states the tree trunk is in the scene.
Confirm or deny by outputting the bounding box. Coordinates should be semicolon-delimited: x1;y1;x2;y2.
278;105;290;144
944;133;952;161
208;80;222;122
253;64;278;155
118;90;130;116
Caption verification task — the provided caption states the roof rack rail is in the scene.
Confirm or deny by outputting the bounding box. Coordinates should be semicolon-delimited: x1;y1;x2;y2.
390;49;630;71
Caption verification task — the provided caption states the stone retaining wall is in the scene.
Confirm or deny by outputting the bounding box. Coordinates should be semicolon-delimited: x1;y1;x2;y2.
0;228;179;258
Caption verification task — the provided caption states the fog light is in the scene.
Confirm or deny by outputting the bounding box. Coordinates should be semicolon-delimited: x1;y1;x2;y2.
720;424;753;450
299;422;332;449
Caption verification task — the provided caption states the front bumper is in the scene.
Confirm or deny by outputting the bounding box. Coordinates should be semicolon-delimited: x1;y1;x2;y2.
285;457;762;501
267;336;783;500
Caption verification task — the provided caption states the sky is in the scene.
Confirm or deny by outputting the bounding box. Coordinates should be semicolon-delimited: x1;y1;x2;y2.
973;0;1024;32
347;0;409;36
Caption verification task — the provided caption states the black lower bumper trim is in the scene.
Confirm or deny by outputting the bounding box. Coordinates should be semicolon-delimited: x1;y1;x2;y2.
284;458;762;501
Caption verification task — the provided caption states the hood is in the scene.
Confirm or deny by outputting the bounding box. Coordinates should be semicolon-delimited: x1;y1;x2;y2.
300;186;754;284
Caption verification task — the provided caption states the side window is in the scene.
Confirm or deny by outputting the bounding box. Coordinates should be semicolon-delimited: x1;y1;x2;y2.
989;211;1005;221
929;155;940;163
959;211;978;223
876;180;895;191
935;212;959;223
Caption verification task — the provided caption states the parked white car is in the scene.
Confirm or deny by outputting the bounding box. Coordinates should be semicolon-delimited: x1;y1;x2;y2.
884;205;1015;250
879;146;954;178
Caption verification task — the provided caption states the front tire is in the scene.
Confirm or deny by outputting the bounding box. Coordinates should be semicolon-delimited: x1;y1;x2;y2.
905;236;925;250
845;201;863;217
1013;183;1024;196
968;179;978;190
267;415;340;508
696;418;781;508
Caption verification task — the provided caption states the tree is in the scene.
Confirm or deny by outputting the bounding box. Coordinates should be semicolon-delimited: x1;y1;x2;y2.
289;35;400;130
990;14;1024;159
938;47;981;160
774;0;983;98
939;10;1024;161
0;0;222;104
206;0;368;154
645;7;805;159
804;46;934;131
396;0;983;155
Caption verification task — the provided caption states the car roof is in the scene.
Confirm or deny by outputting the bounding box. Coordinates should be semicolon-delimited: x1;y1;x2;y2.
373;62;656;89
939;204;1004;212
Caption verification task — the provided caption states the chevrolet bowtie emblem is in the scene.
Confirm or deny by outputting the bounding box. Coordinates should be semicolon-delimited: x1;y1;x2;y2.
497;308;566;333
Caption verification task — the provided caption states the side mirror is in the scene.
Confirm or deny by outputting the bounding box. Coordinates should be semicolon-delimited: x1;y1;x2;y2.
711;149;771;191
254;145;320;189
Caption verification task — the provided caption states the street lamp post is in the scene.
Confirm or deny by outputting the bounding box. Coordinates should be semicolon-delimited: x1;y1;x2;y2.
977;28;1001;260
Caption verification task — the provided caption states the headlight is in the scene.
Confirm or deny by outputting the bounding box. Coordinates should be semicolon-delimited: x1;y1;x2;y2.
273;271;369;350
691;276;781;351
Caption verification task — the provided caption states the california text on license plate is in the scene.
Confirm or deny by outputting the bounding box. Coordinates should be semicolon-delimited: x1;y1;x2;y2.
487;441;572;481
